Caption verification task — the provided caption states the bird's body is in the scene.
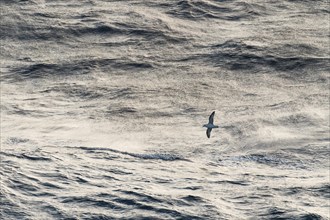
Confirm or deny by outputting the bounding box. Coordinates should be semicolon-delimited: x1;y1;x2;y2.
203;111;219;138
204;124;219;129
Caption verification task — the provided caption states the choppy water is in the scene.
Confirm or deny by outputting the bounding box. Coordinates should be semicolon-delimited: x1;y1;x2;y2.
1;0;329;219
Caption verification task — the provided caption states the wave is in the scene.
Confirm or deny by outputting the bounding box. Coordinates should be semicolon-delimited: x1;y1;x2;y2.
166;0;265;20
223;152;308;169
258;207;323;220
177;40;329;72
0;152;52;161
71;146;188;161
9;58;153;81
1;7;186;44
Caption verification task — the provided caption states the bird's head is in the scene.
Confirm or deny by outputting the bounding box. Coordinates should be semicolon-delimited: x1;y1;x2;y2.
202;124;207;128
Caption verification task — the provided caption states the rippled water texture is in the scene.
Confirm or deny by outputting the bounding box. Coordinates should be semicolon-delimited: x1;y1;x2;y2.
1;0;329;219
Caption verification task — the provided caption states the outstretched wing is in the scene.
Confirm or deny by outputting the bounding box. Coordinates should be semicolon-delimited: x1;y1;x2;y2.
208;111;215;124
206;128;212;138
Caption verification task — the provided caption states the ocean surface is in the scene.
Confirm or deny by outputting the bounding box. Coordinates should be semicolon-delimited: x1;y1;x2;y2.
1;0;329;219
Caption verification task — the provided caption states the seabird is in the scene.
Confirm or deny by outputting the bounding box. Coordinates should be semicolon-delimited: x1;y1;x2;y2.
203;111;219;138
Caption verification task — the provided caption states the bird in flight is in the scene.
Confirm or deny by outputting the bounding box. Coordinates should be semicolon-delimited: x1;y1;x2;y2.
203;111;219;138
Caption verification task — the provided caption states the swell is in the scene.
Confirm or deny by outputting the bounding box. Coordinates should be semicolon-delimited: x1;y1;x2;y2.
0;147;216;220
8;58;153;81
178;40;330;73
71;146;189;161
257;207;323;220
1;8;186;43
42;86;136;102
166;0;266;20
239;153;307;169
0;152;52;161
1;22;182;42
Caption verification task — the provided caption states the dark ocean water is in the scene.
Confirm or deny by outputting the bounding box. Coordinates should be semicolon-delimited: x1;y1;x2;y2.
1;0;329;219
